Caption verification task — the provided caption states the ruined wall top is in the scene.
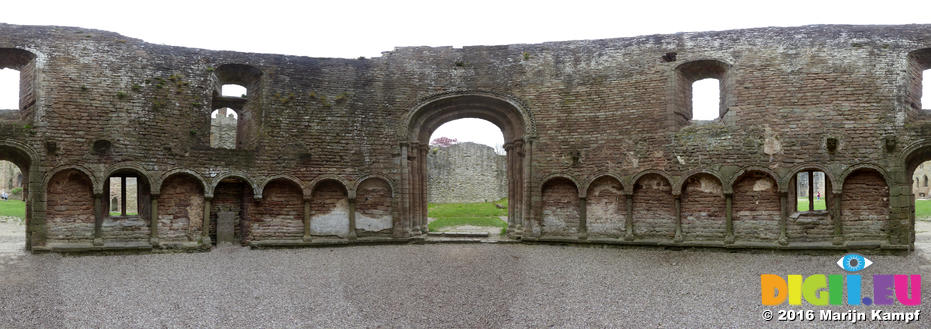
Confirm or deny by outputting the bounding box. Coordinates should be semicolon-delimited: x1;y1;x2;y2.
1;23;930;192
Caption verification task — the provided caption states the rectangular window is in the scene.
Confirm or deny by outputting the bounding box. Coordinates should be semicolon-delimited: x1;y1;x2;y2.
0;68;19;110
796;171;826;211
109;176;139;216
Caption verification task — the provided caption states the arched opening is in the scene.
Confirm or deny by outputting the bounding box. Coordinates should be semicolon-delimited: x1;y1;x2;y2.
785;168;833;243
210;176;255;245
209;64;262;150
425;118;508;236
907;152;931;245
672;59;731;126
102;169;152;242
0;145;31;251
789;170;830;212
691;78;720;120
0;48;37;121
210;108;239;149
404;93;531;238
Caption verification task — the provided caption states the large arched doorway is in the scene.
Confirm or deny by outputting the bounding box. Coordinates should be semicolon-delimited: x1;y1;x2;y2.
902;145;931;245
403;93;534;237
0;143;35;251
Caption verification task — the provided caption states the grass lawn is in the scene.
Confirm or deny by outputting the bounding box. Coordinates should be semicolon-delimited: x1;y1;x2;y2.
796;198;827;211
0;200;26;219
428;199;508;234
109;212;139;217
916;199;931;220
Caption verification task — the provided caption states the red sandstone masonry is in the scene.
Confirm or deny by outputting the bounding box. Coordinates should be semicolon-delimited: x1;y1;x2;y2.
45;169;94;242
632;174;675;240
249;180;303;241
842;170;889;241
0;24;924;250
586;176;625;238
211;181;254;244
733;172;780;242
158;175;203;242
541;178;579;236
356;178;393;236
310;180;349;237
680;174;726;241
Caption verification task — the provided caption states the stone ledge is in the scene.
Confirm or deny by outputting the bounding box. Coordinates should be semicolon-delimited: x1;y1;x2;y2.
35;241;153;253
523;237;908;252
249;236;409;248
29;237;909;254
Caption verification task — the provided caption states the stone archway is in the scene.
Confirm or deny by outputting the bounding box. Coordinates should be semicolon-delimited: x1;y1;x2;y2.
402;92;534;237
0;142;38;251
900;144;931;245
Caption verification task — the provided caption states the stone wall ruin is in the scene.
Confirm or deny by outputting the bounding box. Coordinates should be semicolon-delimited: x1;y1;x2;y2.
0;23;927;252
426;142;506;204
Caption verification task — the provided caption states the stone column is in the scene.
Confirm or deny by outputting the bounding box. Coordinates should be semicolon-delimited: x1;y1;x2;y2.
399;143;411;237
150;195;159;246
521;138;534;237
832;192;844;245
348;197;357;240
303;199;311;242
504;143;515;232
624;193;634;241
419;144;429;233
725;193;735;244
409;142;422;235
514;140;524;234
808;171;814;212
121;176;128;216
93;193;103;246
673;195;683;243
578;196;588;240
201;197;212;245
778;192;788;245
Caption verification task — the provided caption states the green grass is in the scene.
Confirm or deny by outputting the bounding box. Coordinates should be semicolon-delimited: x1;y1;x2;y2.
109;211;138;217
0;200;26;219
796;198;827;211
428;199;508;234
916;199;931;220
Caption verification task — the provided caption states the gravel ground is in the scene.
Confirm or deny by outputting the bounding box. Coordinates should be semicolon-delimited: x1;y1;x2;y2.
0;220;929;328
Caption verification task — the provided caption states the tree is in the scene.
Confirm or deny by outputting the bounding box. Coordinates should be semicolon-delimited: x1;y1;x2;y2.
430;137;458;147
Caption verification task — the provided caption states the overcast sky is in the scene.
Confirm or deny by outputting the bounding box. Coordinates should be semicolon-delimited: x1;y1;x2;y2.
1;0;929;151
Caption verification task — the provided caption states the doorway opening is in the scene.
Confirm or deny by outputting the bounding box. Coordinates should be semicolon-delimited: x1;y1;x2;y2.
0;146;31;252
404;93;531;239
426;118;508;237
210;177;255;245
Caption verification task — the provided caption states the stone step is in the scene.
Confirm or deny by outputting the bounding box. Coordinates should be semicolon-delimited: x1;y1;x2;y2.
426;231;490;238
